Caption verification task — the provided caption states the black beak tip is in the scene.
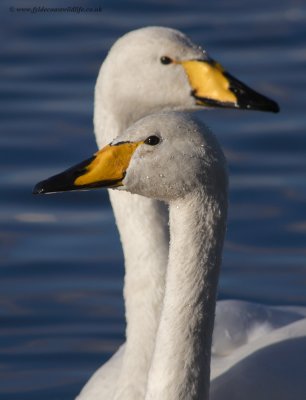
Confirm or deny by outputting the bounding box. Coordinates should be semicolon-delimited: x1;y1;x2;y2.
238;92;280;114
238;95;280;114
221;72;280;114
270;101;280;114
33;181;47;195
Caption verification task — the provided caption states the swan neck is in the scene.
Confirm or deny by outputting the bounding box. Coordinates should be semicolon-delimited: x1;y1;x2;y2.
146;189;227;400
94;59;170;400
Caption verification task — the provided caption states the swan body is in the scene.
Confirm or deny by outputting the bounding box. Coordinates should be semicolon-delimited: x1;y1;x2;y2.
34;112;306;399
75;301;306;400
86;26;279;400
211;302;306;400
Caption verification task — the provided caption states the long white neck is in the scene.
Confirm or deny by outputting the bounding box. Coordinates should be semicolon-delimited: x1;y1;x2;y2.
145;188;227;400
94;72;170;399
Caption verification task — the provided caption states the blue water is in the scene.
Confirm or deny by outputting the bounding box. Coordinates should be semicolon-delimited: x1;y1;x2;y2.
1;0;306;398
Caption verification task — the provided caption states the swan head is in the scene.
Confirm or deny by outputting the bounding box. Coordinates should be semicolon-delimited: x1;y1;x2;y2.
95;27;279;138
33;112;227;203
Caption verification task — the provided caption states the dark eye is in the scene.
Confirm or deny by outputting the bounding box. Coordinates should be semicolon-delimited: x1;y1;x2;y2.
144;135;160;146
160;56;172;65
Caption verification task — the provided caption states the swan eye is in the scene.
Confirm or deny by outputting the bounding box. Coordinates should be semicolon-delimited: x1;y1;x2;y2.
160;56;172;65
144;136;160;146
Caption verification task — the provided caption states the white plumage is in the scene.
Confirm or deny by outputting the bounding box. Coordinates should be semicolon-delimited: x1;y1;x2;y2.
76;26;280;400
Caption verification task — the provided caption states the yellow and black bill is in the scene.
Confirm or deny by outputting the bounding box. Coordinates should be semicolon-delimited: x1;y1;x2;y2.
33;141;142;195
180;59;279;113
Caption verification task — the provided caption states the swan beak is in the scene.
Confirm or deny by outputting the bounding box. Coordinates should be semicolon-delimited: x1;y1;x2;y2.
180;59;279;113
33;141;142;194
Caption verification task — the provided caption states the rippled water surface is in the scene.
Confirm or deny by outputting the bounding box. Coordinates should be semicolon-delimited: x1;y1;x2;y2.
1;0;306;398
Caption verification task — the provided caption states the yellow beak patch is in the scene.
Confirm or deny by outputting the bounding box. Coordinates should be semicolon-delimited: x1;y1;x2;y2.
74;141;143;188
33;141;143;195
179;60;237;105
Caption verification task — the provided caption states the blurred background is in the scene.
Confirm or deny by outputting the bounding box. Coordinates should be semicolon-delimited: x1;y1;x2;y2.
1;0;306;398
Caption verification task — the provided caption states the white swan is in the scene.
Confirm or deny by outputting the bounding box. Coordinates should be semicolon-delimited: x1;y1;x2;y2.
75;26;278;400
34;112;306;400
